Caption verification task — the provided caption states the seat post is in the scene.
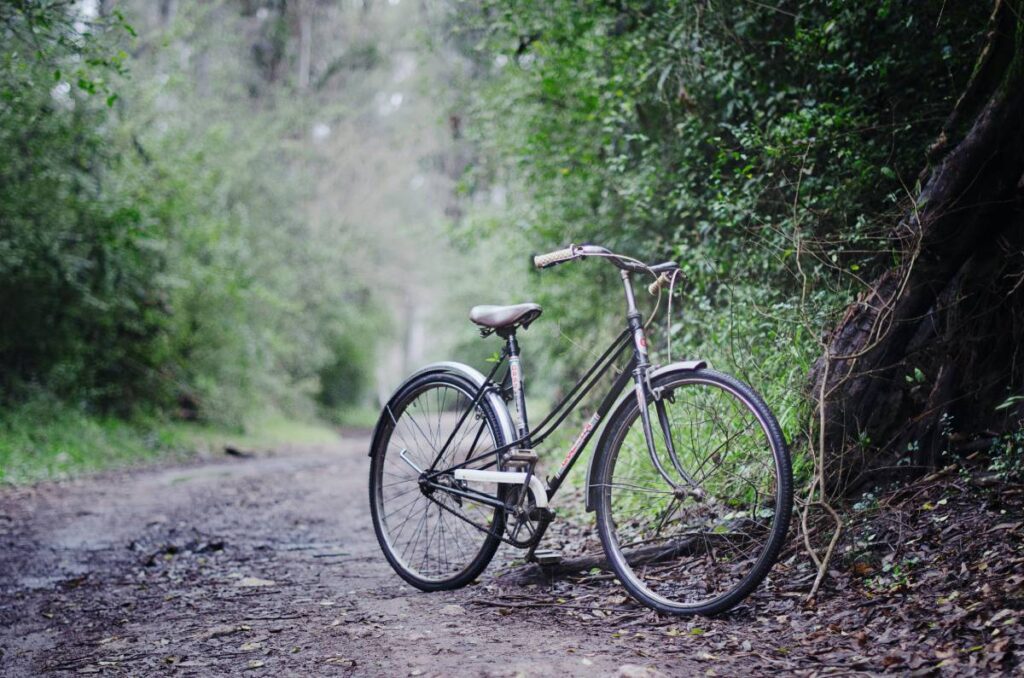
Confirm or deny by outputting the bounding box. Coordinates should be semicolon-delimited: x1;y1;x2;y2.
505;332;531;445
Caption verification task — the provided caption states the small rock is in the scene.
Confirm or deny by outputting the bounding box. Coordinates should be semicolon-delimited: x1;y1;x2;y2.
440;604;465;616
202;624;243;639
237;577;276;587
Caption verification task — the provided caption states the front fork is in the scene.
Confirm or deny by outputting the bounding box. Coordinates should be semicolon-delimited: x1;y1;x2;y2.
623;271;703;499
632;368;705;498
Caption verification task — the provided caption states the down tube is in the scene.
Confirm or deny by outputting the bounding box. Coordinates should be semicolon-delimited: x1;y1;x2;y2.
546;358;636;497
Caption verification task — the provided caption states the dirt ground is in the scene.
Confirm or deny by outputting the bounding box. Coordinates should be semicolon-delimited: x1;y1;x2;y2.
1;435;1022;676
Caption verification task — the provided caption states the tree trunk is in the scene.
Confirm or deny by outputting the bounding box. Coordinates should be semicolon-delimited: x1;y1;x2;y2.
297;0;313;90
810;0;1024;493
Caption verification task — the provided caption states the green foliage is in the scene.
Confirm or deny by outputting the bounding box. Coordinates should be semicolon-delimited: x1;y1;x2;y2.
0;396;341;485
318;331;375;416
0;3;166;410
451;0;987;449
0;2;383;428
989;428;1024;482
0;395;190;484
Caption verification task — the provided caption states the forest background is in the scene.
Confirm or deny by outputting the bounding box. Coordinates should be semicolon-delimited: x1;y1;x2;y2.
2;0;1021;495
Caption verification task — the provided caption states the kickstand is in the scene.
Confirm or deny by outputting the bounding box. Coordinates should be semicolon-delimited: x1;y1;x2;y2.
524;511;556;563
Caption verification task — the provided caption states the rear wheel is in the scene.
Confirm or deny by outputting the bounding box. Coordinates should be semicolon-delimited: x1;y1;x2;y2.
369;372;508;591
593;368;792;615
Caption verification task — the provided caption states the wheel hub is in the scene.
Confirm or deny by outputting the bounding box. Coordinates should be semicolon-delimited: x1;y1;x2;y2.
418;473;434;496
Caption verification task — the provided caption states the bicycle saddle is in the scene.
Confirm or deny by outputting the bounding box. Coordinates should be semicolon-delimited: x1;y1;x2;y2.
469;303;542;332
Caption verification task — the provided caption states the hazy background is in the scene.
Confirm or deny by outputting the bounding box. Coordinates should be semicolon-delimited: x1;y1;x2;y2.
1;0;989;483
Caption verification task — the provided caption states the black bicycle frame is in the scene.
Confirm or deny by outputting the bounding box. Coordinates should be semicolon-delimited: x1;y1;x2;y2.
418;334;631;505
424;271;658;508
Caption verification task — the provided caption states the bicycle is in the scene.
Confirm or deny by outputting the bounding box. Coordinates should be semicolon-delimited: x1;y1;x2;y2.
368;244;793;615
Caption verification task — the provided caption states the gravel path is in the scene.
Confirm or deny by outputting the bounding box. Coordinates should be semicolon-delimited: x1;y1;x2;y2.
0;437;697;676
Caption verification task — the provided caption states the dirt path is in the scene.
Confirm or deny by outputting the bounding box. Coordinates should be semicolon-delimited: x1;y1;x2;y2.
3;436;1022;676
0;436;700;676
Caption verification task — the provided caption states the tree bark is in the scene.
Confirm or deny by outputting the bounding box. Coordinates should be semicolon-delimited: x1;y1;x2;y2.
811;0;1024;493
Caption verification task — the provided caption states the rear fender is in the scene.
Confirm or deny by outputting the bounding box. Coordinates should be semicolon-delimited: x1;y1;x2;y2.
368;362;514;458
583;360;707;512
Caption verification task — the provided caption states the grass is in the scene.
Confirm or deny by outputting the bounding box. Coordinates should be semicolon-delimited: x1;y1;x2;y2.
334;405;381;429
173;416;342;452
0;401;342;486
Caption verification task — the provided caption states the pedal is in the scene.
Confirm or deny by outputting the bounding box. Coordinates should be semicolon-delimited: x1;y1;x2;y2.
531;549;562;566
505;449;538;463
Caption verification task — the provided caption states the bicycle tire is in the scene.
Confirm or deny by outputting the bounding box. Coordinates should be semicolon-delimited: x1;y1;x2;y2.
369;371;508;591
593;367;792;615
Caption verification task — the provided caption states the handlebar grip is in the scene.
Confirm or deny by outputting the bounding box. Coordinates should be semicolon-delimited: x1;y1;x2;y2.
533;245;578;269
648;273;670;295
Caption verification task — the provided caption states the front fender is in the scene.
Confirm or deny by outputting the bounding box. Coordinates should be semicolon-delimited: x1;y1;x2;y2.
368;361;515;458
583;360;707;512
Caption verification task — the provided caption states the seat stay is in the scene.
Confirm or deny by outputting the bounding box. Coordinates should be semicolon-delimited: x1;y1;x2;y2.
424;440;509;479
427;351;507;473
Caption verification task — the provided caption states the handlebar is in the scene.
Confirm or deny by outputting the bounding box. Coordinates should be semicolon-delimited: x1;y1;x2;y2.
533;243;680;294
533;245;580;269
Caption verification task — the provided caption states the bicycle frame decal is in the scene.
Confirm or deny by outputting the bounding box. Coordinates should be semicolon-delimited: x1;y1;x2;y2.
559;412;601;473
633;327;648;358
509;356;524;433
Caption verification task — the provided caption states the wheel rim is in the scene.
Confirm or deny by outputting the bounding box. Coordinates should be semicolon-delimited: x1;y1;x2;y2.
375;380;504;583
603;376;784;610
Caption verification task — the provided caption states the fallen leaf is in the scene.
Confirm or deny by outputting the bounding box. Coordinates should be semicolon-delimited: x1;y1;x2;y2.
853;562;874;576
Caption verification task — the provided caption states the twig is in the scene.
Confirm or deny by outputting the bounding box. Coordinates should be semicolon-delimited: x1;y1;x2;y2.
241;614;305;621
466;599;633;613
807;501;843;601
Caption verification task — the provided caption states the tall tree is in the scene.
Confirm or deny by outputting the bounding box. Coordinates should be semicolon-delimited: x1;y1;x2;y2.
811;0;1024;491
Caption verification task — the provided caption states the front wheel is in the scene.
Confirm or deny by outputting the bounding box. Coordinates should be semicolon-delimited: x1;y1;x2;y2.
593;368;792;616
